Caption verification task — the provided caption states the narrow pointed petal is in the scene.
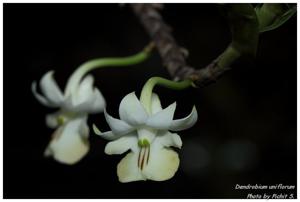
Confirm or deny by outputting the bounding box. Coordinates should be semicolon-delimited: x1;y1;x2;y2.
44;117;89;165
74;75;94;104
169;106;198;131
117;152;145;183
31;82;57;107
64;64;89;96
40;71;64;104
119;92;148;126
92;124;120;140
92;123;102;135
104;135;138;155
99;131;118;140
143;147;179;181
151;93;162;114
78;75;94;92
146;102;176;130
104;109;134;135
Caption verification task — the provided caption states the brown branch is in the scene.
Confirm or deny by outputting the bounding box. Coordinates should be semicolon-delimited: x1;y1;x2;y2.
131;3;259;87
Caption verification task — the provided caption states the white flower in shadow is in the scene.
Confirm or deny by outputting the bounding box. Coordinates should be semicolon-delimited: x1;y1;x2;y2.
93;92;197;182
32;71;105;164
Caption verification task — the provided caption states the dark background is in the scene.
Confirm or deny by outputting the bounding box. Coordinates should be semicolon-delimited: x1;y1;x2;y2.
4;3;297;199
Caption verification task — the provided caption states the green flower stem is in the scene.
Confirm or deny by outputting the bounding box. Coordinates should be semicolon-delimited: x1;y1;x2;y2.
217;45;241;69
65;43;154;95
140;77;194;114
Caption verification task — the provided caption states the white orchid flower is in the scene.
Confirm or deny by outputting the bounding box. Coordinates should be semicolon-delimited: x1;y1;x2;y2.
31;45;153;165
32;70;106;164
93;77;198;182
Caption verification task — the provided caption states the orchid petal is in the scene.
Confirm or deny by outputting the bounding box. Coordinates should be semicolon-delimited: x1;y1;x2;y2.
104;135;138;155
64;64;88;96
117;152;145;183
78;74;94;92
92;123;102;135
146;102;176;130
75;75;94;104
44;117;89;165
88;88;106;113
143;147;180;181
151;93;162;114
63;75;94;111
79;117;89;138
96;130;117;141
40;71;64;104
93;124;122;141
169;106;198;131
104;109;134;135
119;92;148;126
31;82;57;107
63;94;94;113
156;131;182;149
63;88;105;114
71;98;95;112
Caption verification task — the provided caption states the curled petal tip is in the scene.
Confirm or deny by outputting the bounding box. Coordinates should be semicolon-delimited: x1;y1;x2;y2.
48;70;55;75
40;70;64;104
192;105;197;112
92;124;102;135
93;124;119;141
192;105;198;117
31;80;57;107
168;105;198;131
42;70;55;79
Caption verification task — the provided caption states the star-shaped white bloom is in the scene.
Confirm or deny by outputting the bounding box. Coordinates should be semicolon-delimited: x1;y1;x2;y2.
32;70;106;164
93;92;197;182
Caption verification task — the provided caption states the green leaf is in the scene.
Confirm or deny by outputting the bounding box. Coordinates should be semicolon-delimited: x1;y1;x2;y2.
255;3;296;33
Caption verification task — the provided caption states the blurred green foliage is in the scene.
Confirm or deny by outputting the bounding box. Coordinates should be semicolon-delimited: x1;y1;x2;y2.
216;3;296;72
255;3;296;33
